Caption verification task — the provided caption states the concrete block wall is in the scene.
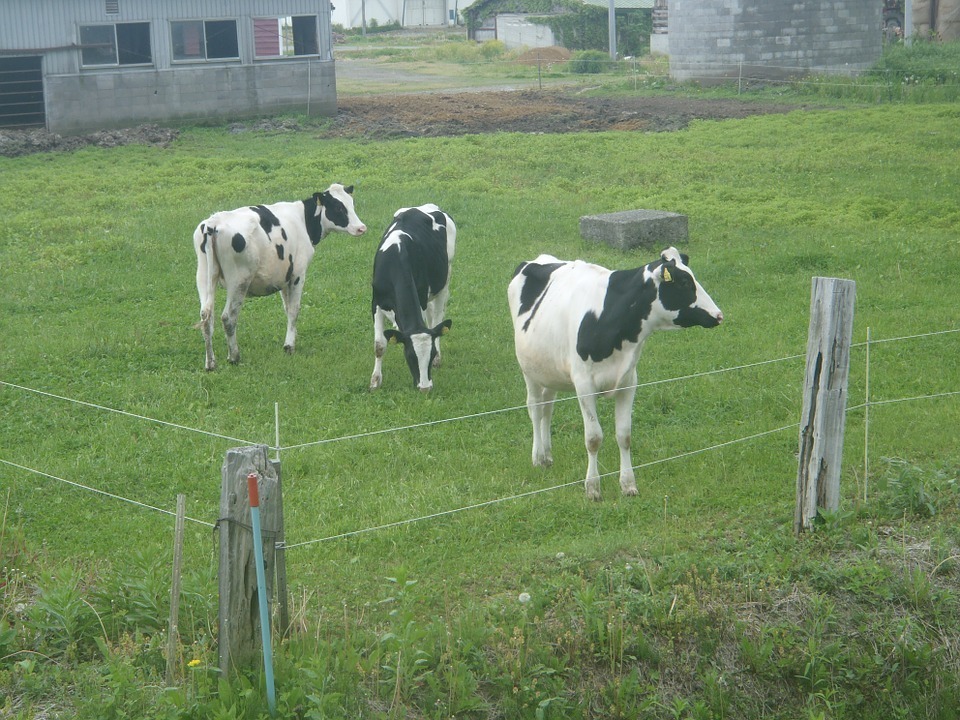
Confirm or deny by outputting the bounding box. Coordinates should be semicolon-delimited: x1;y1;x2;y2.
668;0;882;81
45;60;336;134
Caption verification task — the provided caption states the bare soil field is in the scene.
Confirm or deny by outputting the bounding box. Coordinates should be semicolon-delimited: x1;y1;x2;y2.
0;89;801;157
326;89;800;139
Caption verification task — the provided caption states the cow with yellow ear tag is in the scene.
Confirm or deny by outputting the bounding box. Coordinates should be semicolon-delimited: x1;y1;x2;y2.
508;246;723;500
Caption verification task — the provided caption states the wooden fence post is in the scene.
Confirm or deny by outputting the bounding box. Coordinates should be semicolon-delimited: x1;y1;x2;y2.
218;445;284;676
166;493;186;685
795;277;856;535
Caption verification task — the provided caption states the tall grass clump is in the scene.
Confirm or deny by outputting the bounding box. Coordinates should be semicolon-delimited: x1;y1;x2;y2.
568;49;612;74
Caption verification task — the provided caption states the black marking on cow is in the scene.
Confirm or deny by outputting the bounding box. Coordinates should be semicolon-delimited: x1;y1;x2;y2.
232;233;246;253
656;262;697;312
675;305;722;328
294;276;301;286
576;268;656;362
275;244;285;260
516;262;563;331
319;192;349;235
286;255;295;285
281;228;288;241
250;205;281;236
200;226;208;254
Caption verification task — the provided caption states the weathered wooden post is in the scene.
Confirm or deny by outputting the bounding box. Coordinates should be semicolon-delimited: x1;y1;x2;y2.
218;445;284;676
795;277;856;535
166;493;186;685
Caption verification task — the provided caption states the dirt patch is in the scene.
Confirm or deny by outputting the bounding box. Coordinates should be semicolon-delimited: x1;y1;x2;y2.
323;90;800;138
0;124;179;158
516;46;572;65
0;90;801;156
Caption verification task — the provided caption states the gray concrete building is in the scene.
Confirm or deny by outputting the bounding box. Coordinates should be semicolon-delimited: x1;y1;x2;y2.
666;0;882;82
0;0;339;133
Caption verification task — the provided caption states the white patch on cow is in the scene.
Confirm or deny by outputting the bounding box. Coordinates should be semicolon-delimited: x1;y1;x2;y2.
411;333;434;391
379;230;407;253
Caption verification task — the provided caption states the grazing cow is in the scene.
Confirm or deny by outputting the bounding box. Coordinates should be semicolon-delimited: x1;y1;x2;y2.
193;184;366;370
507;247;723;500
370;204;456;392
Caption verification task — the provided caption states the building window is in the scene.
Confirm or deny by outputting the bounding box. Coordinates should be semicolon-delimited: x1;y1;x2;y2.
171;19;240;61
253;16;319;58
80;23;152;67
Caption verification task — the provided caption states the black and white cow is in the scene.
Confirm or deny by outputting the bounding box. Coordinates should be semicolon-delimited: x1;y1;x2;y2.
370;204;456;392
507;247;723;500
193;184;366;370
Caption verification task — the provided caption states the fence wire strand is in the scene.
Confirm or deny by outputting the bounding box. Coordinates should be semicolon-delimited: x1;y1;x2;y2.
0;379;260;447
0;457;215;528
1;325;956;539
281;421;801;549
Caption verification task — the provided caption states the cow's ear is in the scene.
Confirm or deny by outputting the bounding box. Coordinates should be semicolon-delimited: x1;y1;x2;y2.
385;329;403;345
431;319;452;337
680;252;690;266
344;185;354;195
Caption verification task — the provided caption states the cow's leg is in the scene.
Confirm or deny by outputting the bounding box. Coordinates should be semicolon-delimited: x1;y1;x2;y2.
524;376;556;467
425;286;450;368
370;307;388;390
221;286;247;365
575;388;604;501
197;267;217;372
280;283;304;354
613;374;638;496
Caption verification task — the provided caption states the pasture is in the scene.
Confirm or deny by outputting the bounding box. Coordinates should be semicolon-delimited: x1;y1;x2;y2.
2;98;960;718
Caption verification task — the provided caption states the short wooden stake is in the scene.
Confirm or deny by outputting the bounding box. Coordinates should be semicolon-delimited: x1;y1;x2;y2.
166;493;186;685
795;277;856;534
218;445;283;676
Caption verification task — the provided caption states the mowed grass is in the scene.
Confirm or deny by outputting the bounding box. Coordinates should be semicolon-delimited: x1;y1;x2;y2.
2;101;960;717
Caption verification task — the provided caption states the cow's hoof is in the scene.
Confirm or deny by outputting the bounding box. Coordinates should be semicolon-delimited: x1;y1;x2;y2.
205;364;217;372
621;486;639;497
432;355;442;368
228;356;240;365
283;344;294;354
369;376;382;391
533;457;553;468
586;491;603;502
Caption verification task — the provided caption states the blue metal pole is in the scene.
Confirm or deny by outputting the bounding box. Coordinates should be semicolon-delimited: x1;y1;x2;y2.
247;473;277;716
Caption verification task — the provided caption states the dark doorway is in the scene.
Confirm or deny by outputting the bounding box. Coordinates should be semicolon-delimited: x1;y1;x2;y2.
0;55;44;128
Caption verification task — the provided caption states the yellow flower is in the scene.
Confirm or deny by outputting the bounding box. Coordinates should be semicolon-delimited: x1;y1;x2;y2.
188;658;202;668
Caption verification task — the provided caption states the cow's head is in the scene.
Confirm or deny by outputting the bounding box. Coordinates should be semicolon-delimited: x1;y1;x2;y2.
655;247;723;329
314;183;367;238
385;320;452;392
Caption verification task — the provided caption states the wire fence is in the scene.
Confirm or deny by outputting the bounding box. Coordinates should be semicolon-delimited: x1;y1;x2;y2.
332;52;960;100
2;326;957;553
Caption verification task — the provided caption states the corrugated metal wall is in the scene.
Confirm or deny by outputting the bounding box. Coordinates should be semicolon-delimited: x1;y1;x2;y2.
0;0;335;73
0;1;338;132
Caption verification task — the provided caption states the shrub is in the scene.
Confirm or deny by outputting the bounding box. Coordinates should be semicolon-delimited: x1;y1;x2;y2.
569;49;611;74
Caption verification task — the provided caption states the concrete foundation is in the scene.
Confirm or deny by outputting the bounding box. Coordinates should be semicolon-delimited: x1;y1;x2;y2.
579;209;688;251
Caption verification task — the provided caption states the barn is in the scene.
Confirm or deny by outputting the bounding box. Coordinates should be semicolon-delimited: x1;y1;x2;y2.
0;0;339;134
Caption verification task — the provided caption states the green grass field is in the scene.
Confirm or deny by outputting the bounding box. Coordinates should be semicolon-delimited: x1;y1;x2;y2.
1;80;959;717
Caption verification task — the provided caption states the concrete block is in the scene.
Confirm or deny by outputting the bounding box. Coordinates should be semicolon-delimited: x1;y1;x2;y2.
579;209;688;251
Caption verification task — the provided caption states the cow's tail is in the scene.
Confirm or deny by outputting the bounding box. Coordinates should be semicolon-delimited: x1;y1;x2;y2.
194;215;222;328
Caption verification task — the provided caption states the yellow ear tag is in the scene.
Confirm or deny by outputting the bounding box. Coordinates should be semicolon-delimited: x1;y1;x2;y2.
441;326;450;336
388;335;399;345
663;267;673;283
